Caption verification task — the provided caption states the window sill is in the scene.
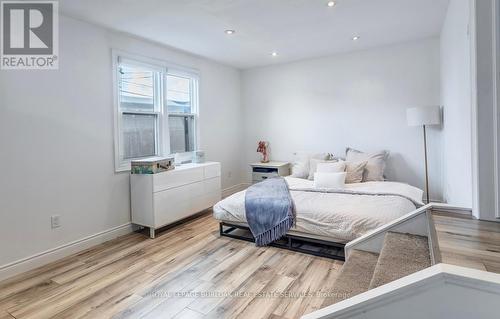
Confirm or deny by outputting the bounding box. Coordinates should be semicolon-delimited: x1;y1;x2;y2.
115;162;131;173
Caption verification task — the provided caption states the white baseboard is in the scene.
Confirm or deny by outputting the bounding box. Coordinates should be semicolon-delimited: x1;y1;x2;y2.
222;183;250;198
0;223;134;282
429;203;473;215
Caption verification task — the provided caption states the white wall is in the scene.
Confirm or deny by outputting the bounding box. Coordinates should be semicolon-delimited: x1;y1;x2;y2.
0;16;244;270
241;38;443;200
440;0;473;209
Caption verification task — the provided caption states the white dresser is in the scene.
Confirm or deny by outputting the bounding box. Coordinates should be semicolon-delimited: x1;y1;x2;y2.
131;162;221;238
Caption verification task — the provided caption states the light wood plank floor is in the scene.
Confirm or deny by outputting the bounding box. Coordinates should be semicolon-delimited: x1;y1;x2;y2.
433;211;500;273
0;212;343;319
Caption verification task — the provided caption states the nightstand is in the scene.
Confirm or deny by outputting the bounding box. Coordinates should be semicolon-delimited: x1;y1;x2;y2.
250;161;290;184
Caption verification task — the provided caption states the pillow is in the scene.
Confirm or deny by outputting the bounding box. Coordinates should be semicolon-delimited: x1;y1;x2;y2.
316;161;346;173
290;161;309;178
346;148;388;182
291;153;330;179
343;160;367;184
308;158;338;180
314;172;346;189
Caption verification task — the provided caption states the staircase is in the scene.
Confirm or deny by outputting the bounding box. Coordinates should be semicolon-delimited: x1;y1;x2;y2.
304;204;500;319
329;232;431;304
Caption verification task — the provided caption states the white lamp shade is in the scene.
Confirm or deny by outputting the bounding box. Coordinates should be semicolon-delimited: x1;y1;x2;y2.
406;106;441;126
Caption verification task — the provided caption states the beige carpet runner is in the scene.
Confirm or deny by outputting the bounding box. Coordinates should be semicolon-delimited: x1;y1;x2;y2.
329;232;431;304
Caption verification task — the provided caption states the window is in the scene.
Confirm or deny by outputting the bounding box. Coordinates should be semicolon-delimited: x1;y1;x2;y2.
118;63;161;160
114;53;199;171
166;74;197;153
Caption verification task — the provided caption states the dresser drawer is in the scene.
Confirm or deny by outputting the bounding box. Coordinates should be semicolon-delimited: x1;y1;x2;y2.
153;182;200;227
202;177;221;208
152;178;220;227
252;171;278;183
153;167;204;192
204;162;221;179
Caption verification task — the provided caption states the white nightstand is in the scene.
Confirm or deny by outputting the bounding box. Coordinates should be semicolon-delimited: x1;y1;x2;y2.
250;161;290;184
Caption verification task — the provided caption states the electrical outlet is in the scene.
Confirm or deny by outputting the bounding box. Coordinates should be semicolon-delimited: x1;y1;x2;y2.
51;215;61;229
227;171;232;178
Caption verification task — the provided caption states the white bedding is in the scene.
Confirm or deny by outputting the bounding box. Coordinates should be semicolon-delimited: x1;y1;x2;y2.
213;177;423;243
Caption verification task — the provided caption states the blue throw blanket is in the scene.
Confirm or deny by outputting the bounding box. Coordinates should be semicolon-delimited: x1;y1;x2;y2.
245;177;295;246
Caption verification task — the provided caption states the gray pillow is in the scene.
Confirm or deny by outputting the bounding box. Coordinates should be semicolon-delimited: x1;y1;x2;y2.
344;161;367;184
346;148;388;182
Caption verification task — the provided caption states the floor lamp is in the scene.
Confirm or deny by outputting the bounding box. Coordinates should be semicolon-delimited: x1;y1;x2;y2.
407;106;441;204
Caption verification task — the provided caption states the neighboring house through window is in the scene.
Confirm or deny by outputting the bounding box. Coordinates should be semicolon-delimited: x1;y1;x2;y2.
166;73;198;154
113;52;199;171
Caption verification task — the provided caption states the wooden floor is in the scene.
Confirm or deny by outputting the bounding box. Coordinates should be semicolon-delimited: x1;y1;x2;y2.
433;211;500;274
0;212;343;319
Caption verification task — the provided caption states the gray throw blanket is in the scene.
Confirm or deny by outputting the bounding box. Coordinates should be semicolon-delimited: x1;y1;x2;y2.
244;177;295;246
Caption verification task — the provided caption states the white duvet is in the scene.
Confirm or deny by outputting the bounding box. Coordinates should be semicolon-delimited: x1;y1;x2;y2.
213;177;424;243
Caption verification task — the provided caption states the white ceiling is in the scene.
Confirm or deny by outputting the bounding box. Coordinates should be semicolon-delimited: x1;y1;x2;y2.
60;0;450;69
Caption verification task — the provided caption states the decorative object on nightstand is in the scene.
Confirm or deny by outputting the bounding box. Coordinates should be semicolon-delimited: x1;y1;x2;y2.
250;161;290;184
407;105;442;203
257;141;270;163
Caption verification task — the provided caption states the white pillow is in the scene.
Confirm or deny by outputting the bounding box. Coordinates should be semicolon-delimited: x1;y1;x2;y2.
308;158;338;180
291;153;330;179
314;172;346;189
316;161;346;173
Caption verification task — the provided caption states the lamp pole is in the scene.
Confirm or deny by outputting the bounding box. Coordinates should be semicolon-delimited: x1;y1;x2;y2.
423;125;430;204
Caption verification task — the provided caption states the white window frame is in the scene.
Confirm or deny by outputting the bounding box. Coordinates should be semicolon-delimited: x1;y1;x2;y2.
166;69;200;155
112;50;200;172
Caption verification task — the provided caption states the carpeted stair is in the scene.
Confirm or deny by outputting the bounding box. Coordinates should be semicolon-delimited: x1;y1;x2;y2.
330;232;431;304
369;232;431;289
328;249;379;304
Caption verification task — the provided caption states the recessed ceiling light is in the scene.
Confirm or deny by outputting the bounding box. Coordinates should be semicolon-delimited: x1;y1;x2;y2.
327;1;336;7
271;52;278;57
225;29;235;35
352;35;360;41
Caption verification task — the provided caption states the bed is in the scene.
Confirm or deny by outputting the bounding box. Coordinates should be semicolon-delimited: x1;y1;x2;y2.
213;176;423;259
